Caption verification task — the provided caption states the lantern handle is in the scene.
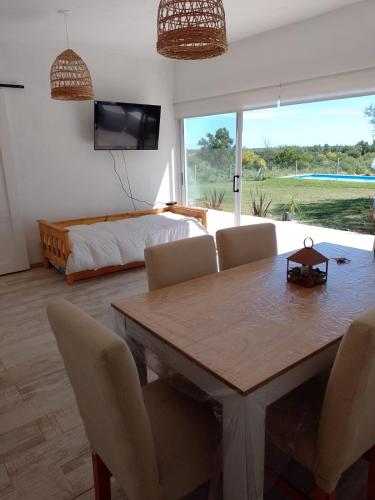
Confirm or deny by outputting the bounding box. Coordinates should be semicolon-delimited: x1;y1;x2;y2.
304;237;314;249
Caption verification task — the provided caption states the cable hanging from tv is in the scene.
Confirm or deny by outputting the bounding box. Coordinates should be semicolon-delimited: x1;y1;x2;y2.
108;151;166;210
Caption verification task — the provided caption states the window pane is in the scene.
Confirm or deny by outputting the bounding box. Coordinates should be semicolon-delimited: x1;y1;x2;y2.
242;95;375;234
184;113;236;216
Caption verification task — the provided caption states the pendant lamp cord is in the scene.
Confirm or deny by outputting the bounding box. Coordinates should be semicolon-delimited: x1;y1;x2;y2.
64;13;70;49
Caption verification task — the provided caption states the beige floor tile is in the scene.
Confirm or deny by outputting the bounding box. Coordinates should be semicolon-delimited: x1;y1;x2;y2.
38;414;63;441
0;464;14;497
17;370;76;414
1;351;64;392
10;464;72;500
0;388;23;416
0;422;44;463
1;334;57;370
61;452;93;497
72;489;95;500
0;491;18;500
0;398;50;436
6;425;89;479
54;405;83;433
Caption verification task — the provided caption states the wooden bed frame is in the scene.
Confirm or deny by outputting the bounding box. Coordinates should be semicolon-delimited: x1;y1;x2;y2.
37;205;207;285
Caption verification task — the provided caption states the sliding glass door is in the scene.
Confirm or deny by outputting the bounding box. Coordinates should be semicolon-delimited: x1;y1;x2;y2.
182;94;375;235
183;113;240;229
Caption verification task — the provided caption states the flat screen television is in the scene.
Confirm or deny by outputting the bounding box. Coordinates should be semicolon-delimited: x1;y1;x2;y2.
94;101;161;150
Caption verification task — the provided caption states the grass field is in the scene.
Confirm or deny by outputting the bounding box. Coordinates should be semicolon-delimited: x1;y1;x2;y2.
187;177;375;234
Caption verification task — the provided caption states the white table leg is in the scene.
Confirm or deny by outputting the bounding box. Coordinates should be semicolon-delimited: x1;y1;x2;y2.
223;393;266;500
113;310;147;385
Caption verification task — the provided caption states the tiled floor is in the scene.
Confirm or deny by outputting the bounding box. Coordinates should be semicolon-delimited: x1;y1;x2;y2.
0;233;372;499
0;267;146;500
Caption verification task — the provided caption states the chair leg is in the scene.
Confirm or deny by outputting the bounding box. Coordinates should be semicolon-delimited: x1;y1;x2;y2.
92;453;111;500
368;445;375;500
315;486;336;500
266;466;337;500
265;465;306;500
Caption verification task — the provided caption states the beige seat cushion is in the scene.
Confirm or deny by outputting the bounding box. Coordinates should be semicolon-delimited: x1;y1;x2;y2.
266;371;329;471
216;223;277;271
143;380;220;500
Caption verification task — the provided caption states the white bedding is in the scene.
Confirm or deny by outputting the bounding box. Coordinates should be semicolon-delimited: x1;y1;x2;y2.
65;212;207;274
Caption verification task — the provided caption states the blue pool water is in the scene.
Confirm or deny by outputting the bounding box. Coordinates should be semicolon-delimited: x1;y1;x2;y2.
294;174;375;183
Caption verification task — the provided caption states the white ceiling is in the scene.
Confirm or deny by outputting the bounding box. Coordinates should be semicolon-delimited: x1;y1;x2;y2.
0;0;366;56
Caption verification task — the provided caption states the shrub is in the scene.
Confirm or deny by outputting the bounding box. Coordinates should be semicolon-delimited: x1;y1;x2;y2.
249;189;272;217
284;194;301;214
202;189;225;210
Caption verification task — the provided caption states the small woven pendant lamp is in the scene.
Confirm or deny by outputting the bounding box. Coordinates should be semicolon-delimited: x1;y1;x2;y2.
157;0;228;60
50;10;94;101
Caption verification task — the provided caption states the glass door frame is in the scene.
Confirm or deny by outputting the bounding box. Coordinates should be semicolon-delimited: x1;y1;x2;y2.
179;111;244;226
234;111;243;226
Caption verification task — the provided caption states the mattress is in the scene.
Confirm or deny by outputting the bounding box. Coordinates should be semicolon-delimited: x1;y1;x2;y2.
65;212;207;274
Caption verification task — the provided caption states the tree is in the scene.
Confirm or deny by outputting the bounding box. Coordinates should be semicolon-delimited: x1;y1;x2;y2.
364;104;375;139
357;140;371;155
242;149;266;170
274;147;302;167
325;151;337;161
198;127;234;151
197;127;235;179
262;137;273;168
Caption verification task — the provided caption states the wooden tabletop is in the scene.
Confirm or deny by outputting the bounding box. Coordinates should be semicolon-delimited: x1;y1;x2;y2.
113;243;375;395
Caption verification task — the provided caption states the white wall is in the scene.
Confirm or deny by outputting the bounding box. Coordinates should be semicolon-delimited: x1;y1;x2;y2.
174;0;375;108
0;43;176;264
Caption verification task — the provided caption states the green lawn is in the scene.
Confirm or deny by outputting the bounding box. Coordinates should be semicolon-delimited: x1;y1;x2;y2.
187;178;375;234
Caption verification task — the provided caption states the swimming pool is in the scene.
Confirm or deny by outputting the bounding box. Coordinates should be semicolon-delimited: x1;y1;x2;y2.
294;174;375;183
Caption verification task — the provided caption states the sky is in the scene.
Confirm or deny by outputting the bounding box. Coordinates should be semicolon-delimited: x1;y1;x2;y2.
185;95;375;149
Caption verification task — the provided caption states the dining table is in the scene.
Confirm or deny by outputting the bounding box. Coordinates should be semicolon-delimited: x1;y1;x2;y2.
112;242;375;500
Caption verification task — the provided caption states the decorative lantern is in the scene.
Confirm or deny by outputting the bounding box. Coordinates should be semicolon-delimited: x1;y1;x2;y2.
156;0;228;60
287;238;328;288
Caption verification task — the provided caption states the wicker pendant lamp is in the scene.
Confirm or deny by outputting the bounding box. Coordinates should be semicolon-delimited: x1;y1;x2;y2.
50;10;94;101
157;0;228;60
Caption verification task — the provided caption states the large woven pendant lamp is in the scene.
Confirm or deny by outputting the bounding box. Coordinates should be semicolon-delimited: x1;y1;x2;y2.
50;10;94;101
157;0;228;60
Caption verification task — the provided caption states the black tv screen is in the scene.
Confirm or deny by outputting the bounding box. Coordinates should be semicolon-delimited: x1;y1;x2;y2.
94;101;161;150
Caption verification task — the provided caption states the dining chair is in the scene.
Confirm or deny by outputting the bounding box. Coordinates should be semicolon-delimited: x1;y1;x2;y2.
47;299;220;500
144;234;218;291
143;234;218;384
216;223;277;271
266;306;375;500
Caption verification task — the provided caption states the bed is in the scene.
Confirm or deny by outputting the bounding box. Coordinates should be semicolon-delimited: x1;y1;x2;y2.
38;205;207;284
